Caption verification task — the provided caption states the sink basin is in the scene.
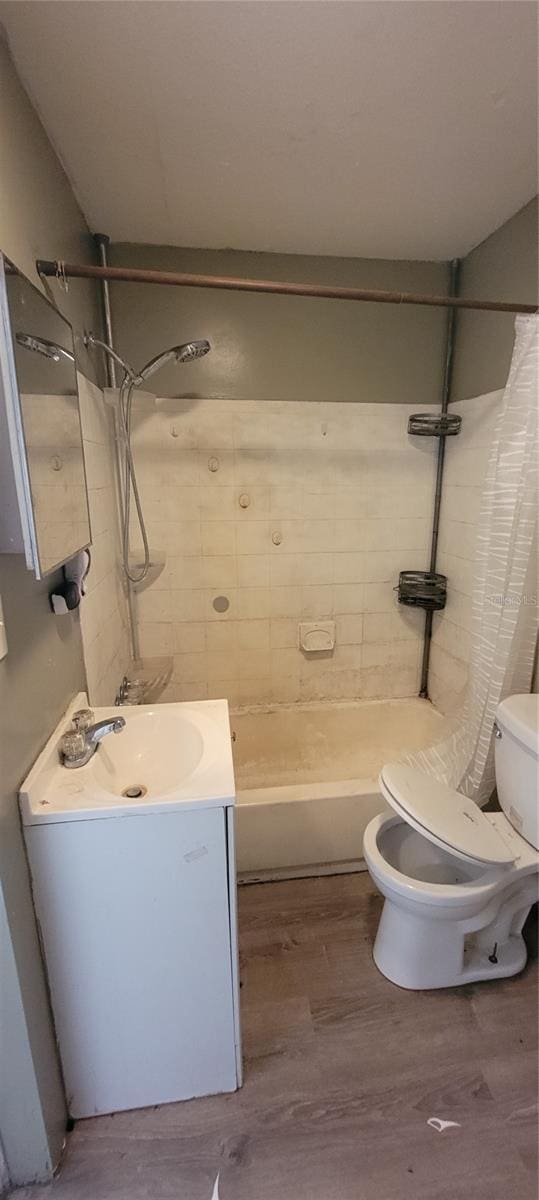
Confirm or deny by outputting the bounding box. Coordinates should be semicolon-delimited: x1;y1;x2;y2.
92;707;205;798
20;695;236;825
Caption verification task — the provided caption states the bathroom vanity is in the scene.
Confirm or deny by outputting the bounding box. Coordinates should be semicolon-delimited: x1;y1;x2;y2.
20;696;241;1117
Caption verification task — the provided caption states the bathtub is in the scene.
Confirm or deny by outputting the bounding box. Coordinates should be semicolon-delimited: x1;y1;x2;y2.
231;697;448;882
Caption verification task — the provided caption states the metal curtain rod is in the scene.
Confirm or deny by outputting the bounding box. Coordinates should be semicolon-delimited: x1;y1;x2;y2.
35;259;537;314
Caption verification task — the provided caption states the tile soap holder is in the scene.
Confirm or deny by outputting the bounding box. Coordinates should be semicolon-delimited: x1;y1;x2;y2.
299;621;336;653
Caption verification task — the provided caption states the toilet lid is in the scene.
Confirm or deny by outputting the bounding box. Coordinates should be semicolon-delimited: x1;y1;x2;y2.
379;763;516;866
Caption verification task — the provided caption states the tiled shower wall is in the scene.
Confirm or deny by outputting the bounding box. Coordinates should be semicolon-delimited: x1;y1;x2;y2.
129;397;438;706
429;389;504;715
77;375;131;704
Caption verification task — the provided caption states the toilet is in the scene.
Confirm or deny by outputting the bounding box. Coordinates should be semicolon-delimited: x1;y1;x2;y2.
363;694;539;990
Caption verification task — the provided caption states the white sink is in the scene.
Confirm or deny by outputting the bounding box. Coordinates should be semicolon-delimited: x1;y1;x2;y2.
20;695;236;825
92;707;206;798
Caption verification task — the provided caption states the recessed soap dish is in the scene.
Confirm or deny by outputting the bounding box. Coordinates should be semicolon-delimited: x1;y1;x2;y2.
299;621;336;653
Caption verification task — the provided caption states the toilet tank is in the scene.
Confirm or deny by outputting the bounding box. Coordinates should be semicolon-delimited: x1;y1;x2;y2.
495;694;539;850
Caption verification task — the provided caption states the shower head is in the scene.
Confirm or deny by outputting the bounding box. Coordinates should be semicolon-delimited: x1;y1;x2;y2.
16;332;75;364
137;339;210;383
174;340;211;363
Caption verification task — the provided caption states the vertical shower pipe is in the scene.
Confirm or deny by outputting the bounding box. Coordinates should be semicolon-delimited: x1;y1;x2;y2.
419;257;460;698
93;233;140;662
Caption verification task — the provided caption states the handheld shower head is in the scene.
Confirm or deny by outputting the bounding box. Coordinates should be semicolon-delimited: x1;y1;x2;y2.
174;339;211;363
16;332;75;364
137;339;211;383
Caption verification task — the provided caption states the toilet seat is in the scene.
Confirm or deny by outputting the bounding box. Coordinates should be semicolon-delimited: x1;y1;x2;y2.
379;764;516;868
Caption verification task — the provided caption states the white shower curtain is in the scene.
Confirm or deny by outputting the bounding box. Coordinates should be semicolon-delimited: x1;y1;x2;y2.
408;314;538;804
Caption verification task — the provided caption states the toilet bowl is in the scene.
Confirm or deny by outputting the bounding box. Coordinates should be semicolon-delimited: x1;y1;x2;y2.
363;694;539;990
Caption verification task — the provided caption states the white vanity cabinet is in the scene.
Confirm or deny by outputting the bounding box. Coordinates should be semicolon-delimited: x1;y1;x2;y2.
20;697;241;1118
25;804;240;1117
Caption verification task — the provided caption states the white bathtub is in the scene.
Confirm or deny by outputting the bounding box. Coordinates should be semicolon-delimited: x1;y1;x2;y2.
231;697;447;881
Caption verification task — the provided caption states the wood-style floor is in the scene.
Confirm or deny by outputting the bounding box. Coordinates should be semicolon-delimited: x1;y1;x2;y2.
12;873;538;1200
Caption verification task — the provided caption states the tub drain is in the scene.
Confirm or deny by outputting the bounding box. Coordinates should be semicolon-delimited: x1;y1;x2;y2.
122;784;147;799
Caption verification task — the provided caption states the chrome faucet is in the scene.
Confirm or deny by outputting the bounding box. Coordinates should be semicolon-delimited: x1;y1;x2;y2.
59;709;126;769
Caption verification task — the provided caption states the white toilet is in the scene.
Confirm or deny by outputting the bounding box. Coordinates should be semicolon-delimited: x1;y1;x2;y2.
363;694;539;990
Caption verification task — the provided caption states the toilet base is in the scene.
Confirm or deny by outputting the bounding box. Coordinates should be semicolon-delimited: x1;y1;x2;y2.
372;896;530;991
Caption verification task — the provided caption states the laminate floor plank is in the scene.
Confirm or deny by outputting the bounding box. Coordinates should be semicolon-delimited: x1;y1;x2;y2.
10;873;538;1200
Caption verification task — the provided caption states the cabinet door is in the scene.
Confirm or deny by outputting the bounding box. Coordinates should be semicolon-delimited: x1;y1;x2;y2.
0;252;91;577
26;806;238;1116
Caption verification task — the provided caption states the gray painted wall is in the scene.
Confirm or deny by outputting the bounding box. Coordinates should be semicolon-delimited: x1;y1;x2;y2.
0;36;102;384
0;560;85;1182
451;198;538;401
108;243;450;404
0;36;99;1185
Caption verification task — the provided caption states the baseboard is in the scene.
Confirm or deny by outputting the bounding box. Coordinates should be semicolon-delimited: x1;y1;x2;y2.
238;858;368;885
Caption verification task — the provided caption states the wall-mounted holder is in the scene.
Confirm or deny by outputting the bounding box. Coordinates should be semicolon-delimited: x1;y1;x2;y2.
408;413;462;437
129;550;166;592
49;549;91;614
396;570;447;612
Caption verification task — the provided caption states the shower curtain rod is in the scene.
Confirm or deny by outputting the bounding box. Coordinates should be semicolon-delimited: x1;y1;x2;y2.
35;259;537;314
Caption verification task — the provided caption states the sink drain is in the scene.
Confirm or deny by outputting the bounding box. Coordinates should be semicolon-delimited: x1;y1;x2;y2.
122;784;147;799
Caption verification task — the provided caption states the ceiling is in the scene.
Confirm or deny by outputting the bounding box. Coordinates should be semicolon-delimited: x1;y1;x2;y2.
1;0;537;261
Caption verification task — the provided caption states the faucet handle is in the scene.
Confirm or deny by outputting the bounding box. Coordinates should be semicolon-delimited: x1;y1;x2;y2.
59;729;86;765
72;708;94;732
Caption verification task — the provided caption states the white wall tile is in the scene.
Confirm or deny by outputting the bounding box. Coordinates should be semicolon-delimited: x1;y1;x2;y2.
300;585;334;618
135;589;173;623
363;610;421;643
333;583;364;614
167;556;205;589
271;647;301;677
236;522;270;555
138;622;174;657
331;644;363;671
237;555;270;587
363;518;429;552
270;618;297;649
362;640;419;669
206;650;239;681
336;614;364;644
333;553;365;584
238;677;274;704
238;649;272;678
234;449;280;485
362;581;399;612
174;623;206;654
201;521;235;556
363;550;416;582
207;680;241;704
236;620;270;651
204;588;239;620
145;520;201;556
334;489;368;518
205;621;238;652
171;590;209;622
198;449;235;481
129;396;437;704
172;652;208;683
236;587;272;619
199;486;236;521
203;556;238;589
334;520;365;551
270;587;302;618
142;485;200;522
